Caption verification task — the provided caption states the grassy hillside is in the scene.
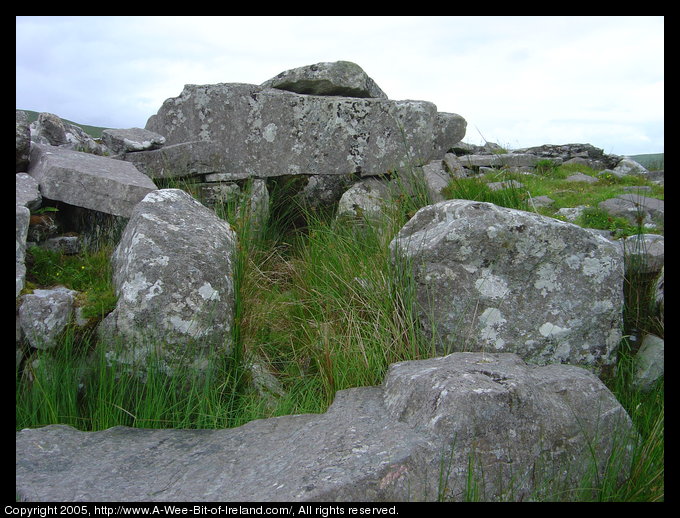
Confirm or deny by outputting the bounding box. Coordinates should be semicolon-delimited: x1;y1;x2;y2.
19;109;109;138
628;153;664;171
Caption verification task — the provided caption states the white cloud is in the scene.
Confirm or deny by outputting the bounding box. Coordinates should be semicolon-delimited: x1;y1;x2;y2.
16;16;663;154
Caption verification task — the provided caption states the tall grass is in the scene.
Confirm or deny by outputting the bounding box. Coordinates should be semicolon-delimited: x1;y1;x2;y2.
16;171;434;429
16;164;663;500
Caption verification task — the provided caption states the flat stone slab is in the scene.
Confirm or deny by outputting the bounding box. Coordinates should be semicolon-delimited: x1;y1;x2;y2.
16;353;636;502
598;194;664;226
28;143;158;218
117;141;237;180
146;83;466;178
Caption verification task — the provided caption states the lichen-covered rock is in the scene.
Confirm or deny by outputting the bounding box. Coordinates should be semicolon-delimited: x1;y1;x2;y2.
390;200;624;373
337;178;391;220
101;127;166;154
19;286;78;349
261;60;388;99
16;110;31;172
118;140;234;180
16;173;42;210
29;112;109;155
98;189;237;372
146;83;465;178
633;334;664;392
16;205;30;297
612;157;649;177
598;194;664;228
28;143;158;218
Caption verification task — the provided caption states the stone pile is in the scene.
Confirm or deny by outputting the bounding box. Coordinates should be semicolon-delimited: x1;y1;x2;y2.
15;61;663;501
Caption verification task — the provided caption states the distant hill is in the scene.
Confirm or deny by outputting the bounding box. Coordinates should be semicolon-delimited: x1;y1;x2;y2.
627;153;664;171
19;109;109;139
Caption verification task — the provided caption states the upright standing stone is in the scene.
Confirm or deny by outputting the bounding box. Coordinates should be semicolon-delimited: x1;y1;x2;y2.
16;205;30;297
98;189;237;373
16;110;31;172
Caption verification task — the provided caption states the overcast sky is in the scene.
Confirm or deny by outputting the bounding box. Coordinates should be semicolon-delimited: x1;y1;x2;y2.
16;16;664;156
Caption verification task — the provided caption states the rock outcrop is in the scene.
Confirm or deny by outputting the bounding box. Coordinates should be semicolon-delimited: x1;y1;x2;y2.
16;352;637;502
390;200;624;373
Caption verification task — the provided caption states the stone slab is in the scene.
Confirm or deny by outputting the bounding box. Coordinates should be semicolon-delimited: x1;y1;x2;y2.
28;143;157;218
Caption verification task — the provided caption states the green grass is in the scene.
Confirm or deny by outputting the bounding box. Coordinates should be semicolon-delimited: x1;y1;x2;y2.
442;162;663;237
16;161;663;501
23;244;118;320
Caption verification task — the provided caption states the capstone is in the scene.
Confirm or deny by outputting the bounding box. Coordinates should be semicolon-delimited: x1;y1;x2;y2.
145;83;465;178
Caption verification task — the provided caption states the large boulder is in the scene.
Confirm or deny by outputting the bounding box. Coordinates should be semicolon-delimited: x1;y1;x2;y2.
28;143;158;218
261;60;388;99
98;189;237;372
390;200;624;373
16;353;636;502
145;82;466;178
